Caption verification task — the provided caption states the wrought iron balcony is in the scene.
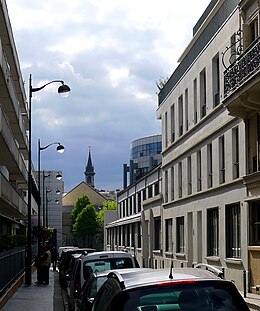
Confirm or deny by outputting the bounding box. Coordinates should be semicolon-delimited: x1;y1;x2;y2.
223;36;260;99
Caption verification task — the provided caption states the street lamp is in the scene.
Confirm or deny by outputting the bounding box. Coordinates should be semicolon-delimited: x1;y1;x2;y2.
37;140;64;253
25;74;70;285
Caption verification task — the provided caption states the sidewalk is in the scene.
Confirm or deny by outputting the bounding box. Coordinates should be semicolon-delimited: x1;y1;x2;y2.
242;292;260;310
0;268;63;311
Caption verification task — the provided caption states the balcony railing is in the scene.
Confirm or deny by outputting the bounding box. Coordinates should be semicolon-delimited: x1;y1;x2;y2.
224;37;260;99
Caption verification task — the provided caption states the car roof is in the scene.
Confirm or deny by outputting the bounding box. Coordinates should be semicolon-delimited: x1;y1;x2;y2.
92;268;150;278
80;250;135;260
108;268;221;290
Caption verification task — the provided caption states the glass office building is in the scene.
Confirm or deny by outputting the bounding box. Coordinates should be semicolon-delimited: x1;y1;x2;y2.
123;135;162;188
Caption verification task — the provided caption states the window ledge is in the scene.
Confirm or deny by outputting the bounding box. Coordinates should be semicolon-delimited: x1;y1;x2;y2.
205;256;220;262
224;258;242;265
153;249;162;256
175;252;186;259
164;251;173;258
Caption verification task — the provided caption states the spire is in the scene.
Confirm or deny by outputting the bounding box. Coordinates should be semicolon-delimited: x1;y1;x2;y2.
84;147;95;187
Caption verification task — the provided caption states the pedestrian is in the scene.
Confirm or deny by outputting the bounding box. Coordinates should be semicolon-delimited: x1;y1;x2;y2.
51;247;58;271
35;245;44;284
41;245;52;285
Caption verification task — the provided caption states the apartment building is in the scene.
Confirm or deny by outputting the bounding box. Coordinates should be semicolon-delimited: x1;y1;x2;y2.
157;0;259;291
0;2;29;236
105;0;260;292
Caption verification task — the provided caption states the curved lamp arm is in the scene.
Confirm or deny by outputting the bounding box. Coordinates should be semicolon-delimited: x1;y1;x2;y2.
31;80;71;95
40;141;65;153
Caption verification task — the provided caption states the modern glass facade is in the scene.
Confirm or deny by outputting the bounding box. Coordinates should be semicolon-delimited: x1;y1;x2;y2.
130;135;162;182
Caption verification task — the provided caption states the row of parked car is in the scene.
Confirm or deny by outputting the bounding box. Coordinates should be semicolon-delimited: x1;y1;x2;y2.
58;246;250;311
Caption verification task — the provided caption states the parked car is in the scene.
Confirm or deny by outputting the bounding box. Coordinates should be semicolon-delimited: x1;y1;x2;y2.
68;251;140;311
75;268;151;311
59;247;96;288
58;246;79;258
91;267;250;311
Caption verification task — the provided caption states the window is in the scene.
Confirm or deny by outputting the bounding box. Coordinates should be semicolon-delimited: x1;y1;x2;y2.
178;95;183;136
138;223;141;248
232;127;239;179
207;208;219;256
187;156;192;195
131;223;135;246
129;197;133;215
185;88;188;131
148;185;153;198
178;162;182;198
244;17;259;48
207;143;213;188
200;68;206;118
219;136;225;184
171;104;175;143
154;182;159;196
176;217;185;253
165;170;168;203
143;189;146;201
164;111;168;148
165;218;173;252
154;217;161;250
212;54;220;107
193;78;198;124
137;192;141;212
197;150;202;191
171;166;174;201
226;204;241;258
248;115;260;173
249;203;260;246
126;224;130;246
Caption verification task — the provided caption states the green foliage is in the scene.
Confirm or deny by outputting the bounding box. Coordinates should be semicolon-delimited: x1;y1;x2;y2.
0;234;27;253
71;195;91;228
72;203;99;245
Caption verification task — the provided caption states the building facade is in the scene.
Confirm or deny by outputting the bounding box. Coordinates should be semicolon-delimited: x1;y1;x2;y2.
37;170;64;248
0;1;29;237
105;0;260;292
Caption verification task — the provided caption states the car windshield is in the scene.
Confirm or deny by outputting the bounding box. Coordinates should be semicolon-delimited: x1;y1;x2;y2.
83;258;134;280
110;280;249;311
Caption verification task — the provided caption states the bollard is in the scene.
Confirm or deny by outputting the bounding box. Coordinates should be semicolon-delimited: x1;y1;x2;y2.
243;270;247;298
222;267;225;279
181;262;183;268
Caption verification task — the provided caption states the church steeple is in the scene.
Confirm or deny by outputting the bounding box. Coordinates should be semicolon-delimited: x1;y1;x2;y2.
84;147;95;187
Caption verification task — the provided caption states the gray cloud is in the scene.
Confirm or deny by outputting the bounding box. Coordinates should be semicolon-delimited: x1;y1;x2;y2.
8;0;210;192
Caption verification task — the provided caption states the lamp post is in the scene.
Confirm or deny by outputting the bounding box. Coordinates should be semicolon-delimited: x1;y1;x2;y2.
25;74;70;285
37;140;64;254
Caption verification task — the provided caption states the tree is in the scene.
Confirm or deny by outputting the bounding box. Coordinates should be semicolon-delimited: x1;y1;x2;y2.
156;76;169;91
71;194;91;230
72;203;98;247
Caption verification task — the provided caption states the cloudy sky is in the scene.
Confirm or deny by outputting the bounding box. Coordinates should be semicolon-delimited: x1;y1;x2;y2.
7;0;210;193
